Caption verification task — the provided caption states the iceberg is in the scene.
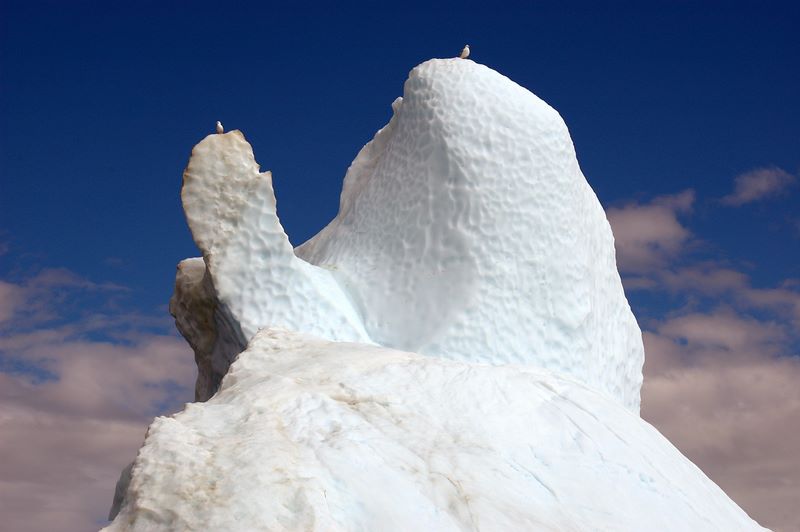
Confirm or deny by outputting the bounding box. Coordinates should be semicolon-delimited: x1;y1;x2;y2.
174;58;643;409
105;58;765;530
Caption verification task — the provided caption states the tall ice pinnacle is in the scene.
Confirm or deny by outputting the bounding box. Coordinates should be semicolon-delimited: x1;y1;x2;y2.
174;58;644;410
174;131;371;399
298;59;644;410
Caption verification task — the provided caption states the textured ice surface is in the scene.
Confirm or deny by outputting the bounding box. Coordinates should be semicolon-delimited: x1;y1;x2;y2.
298;59;643;410
178;58;643;410
105;329;764;532
178;131;371;398
105;58;765;530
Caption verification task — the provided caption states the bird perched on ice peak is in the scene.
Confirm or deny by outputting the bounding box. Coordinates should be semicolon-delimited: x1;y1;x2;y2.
216;121;224;134
459;44;470;59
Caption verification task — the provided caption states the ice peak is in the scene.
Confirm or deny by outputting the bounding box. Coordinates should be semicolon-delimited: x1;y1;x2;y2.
299;56;644;410
177;57;644;410
103;57;765;532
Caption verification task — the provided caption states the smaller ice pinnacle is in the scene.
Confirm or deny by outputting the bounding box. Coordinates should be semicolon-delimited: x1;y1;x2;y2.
459;44;470;59
215;121;224;134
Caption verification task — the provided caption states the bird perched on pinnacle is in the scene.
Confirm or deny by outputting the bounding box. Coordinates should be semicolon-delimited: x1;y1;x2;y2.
459;44;470;59
216;121;224;134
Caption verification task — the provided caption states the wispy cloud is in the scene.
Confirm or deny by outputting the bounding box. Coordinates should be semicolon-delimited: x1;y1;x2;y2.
611;184;800;530
0;269;194;532
656;263;749;294
654;309;787;356
606;189;695;273
720;167;796;206
0;406;148;532
740;282;800;327
0;268;128;328
642;313;800;531
0;281;24;323
625;262;800;329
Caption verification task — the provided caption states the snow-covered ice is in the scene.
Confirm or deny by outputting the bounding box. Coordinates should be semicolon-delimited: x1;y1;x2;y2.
105;57;766;530
298;59;643;410
176;131;372;400
176;58;643;410
106;329;763;531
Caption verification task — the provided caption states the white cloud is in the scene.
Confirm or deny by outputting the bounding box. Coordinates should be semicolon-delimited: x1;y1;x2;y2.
720;167;796;206
609;185;800;530
657;310;786;354
0;269;195;532
657;263;749;294
606;190;695;273
641;312;800;531
740;283;800;327
0;268;128;328
624;262;800;328
0;396;150;532
0;281;24;323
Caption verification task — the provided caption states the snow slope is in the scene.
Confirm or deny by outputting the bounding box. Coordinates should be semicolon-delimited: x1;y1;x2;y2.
105;329;764;531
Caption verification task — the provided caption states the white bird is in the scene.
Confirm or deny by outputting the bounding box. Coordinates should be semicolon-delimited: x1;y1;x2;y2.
459;44;470;59
216;121;224;134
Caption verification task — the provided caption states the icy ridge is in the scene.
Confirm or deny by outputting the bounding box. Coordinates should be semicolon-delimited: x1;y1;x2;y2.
105;329;764;531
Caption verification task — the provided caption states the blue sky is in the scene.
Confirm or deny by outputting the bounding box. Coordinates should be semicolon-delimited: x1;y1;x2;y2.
2;1;797;297
1;1;798;530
